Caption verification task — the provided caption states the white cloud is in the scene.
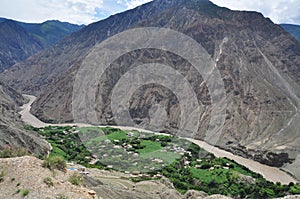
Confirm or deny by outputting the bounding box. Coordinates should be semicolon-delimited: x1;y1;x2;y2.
210;0;300;24
0;0;103;25
125;0;152;9
0;0;299;25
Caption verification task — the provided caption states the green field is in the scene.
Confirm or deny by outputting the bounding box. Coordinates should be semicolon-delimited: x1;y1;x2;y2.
28;125;300;199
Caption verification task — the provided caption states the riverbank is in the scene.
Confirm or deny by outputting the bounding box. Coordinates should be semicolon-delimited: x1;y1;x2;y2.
19;94;298;184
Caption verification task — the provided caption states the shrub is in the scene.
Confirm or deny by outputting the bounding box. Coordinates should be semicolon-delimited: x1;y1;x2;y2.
43;177;54;187
22;189;29;197
0;170;4;182
69;173;83;186
56;194;68;199
208;180;217;188
0;146;29;158
200;162;211;169
42;156;66;171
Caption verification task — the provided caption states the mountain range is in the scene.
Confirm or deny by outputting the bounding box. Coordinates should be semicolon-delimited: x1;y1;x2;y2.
281;24;300;42
0;18;84;72
1;0;300;180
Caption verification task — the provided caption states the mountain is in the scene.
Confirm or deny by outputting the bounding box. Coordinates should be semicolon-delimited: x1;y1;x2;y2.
18;20;85;48
281;24;300;42
0;18;84;72
0;20;43;72
1;0;300;179
0;17;6;23
0;81;50;155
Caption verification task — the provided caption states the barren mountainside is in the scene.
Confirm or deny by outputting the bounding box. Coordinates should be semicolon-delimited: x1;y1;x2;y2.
0;82;50;154
1;0;300;179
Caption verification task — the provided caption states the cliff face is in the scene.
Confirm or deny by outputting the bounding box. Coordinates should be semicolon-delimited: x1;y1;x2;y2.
1;0;299;176
0;82;50;155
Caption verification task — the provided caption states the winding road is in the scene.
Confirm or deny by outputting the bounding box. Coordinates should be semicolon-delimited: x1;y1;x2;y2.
19;94;298;184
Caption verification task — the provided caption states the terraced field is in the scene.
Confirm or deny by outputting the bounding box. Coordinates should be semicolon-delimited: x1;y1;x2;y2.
29;125;300;198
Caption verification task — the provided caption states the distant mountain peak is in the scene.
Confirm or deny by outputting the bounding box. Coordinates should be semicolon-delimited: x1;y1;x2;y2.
0;18;84;72
280;23;300;42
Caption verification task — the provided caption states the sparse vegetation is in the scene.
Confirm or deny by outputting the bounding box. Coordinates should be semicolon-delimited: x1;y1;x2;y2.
69;173;83;186
15;189;21;194
43;177;54;187
22;189;29;197
31;126;300;198
0;146;29;158
42;156;66;171
0;170;4;182
56;194;69;199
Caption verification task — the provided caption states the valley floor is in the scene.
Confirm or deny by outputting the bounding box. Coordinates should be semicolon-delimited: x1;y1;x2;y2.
19;94;298;185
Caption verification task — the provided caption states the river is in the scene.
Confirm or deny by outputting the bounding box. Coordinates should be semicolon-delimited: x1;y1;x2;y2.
19;94;298;184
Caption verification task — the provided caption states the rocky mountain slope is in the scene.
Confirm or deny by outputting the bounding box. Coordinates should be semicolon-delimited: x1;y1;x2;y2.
281;24;300;42
1;0;300;178
0;82;50;154
0;156;95;199
0;18;83;72
0;20;43;72
17;20;85;48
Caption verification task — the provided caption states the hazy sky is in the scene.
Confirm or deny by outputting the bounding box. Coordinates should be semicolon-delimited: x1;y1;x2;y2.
0;0;299;25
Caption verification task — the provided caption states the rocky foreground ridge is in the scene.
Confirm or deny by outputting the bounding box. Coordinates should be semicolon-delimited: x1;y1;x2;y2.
0;156;299;199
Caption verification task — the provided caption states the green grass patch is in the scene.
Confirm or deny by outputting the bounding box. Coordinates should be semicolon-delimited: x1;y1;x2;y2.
31;126;299;199
43;177;54;187
138;140;162;154
290;184;300;194
106;131;128;141
140;151;180;163
49;142;68;157
85;136;108;146
190;167;229;184
22;189;29;197
69;173;83;186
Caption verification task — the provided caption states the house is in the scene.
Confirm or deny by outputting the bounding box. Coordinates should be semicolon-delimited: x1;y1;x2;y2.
78;166;89;175
127;132;135;137
131;171;141;175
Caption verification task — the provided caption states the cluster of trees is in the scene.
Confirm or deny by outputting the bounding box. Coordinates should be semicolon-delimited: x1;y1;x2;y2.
32;126;300;198
160;151;300;198
38;126;93;166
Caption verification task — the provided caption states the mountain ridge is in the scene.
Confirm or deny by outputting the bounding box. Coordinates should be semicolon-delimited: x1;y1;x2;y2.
0;20;43;72
0;18;84;72
280;24;300;42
